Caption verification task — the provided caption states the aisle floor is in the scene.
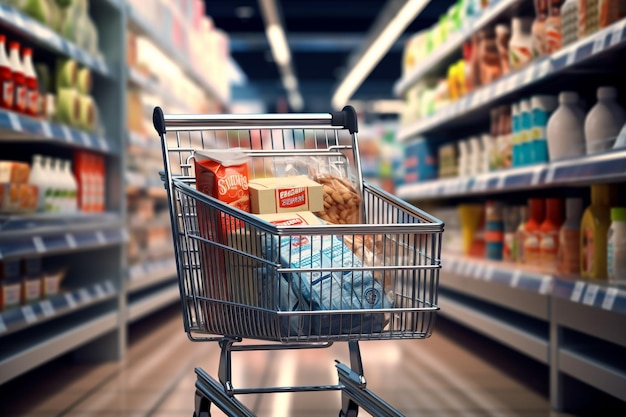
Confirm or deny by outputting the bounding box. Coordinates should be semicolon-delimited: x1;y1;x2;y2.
0;306;599;417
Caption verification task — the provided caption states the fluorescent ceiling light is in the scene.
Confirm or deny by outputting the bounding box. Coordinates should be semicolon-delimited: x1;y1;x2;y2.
332;0;430;109
288;90;304;111
266;24;291;66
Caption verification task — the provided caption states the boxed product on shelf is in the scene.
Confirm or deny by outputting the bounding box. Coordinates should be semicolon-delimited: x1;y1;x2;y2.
42;267;66;298
0;161;30;183
0;183;38;213
0;259;21;311
21;256;43;304
403;138;437;184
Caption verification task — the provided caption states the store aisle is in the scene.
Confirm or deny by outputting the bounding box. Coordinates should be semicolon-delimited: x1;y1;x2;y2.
0;305;581;417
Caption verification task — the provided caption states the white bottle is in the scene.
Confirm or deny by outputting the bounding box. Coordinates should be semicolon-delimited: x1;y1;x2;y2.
28;154;48;212
50;158;65;212
585;86;626;154
547;91;586;161
458;139;469;177
613;122;626;149
481;134;495;172
509;17;534;71
40;156;56;212
469;136;482;175
607;207;626;284
62;160;78;213
0;34;14;110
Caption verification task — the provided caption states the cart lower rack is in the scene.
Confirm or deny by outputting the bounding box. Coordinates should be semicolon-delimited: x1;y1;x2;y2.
154;106;444;416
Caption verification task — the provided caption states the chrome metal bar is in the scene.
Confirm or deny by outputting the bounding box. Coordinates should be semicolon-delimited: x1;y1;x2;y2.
195;368;256;417
163;113;336;131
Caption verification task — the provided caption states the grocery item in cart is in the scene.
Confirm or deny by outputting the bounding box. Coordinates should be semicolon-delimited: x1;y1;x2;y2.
256;211;391;335
313;173;362;224
248;175;323;214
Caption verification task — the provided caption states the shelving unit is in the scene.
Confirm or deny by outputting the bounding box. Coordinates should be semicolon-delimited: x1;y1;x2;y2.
394;0;626;412
0;0;231;384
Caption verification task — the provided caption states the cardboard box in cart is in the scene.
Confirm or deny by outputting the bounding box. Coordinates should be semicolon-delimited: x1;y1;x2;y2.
248;175;323;214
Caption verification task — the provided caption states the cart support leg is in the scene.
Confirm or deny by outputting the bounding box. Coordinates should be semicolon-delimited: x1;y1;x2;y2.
218;339;235;395
338;341;405;417
195;367;256;417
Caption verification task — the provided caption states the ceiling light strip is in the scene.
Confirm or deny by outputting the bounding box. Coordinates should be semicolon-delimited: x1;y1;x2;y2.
331;0;430;110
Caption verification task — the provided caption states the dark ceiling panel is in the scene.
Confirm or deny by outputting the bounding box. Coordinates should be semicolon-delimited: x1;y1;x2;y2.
205;0;458;111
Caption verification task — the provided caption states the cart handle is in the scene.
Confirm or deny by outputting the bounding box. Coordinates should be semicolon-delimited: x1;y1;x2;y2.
153;106;358;135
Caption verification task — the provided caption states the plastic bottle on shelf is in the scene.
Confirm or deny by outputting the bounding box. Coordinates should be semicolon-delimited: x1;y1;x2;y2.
509;17;534;71
9;42;26;114
607;207;626;283
546;0;565;53
580;184;614;279
511;102;522;166
523;198;545;266
539;197;564;273
62;159;78;213
0;35;14;110
598;0;626;28
469;136;482;175
458;139;469;177
503;205;521;262
21;47;38;117
614;121;626;148
495;24;511;75
557;198;584;275
40;156;54;212
547;91;586;160
579;0;600;38
50;158;66;213
532;0;549;58
28;154;49;212
481;133;495;172
531;95;559;164
561;0;580;47
515;205;530;263
584;86;626;154
486;201;504;261
519;99;533;166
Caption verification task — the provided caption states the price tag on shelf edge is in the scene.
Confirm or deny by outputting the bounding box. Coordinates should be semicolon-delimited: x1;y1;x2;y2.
65;233;77;249
592;34;607;54
95;231;107;245
582;284;600;306
510;270;522;288
610;21;626;46
570;281;586;302
21;305;37;324
94;284;106;298
78;288;92;303
602;287;619;311
539;276;552;295
565;49;577;66
40;300;55;318
33;236;46;254
473;263;486;279
60;125;73;143
12;9;25;29
8;112;22;131
65;292;77;308
80;131;91;147
40;121;53;138
104;281;115;294
484;265;495;281
98;137;109;152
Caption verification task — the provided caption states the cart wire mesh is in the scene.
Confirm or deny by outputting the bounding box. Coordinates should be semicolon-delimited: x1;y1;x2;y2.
155;108;444;344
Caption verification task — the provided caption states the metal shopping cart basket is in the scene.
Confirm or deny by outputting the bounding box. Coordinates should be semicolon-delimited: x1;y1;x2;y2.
153;106;444;417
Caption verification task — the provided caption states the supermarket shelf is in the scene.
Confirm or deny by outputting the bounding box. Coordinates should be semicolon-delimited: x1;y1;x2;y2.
127;258;177;293
126;170;166;198
397;17;626;141
0;309;118;385
127;283;179;323
127;67;194;113
442;255;626;317
0;280;116;338
0;109;117;155
0;4;111;77
0;212;125;260
125;2;229;108
438;291;549;364
396;148;626;201
394;0;524;97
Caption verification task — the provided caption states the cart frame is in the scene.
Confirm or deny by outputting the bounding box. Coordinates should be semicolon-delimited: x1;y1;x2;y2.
153;106;444;416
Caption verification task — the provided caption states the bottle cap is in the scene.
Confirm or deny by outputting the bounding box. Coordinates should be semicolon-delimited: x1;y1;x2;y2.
611;207;626;222
565;198;583;220
9;42;19;50
559;91;579;104
597;86;617;100
23;48;32;56
0;35;5;43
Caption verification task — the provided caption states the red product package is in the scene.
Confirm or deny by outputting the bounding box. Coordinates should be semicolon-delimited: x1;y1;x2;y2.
193;149;251;319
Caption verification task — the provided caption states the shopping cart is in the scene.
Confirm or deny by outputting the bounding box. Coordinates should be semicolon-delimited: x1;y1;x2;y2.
153;106;444;417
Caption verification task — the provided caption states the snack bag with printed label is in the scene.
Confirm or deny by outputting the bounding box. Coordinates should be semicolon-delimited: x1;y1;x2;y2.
193;149;250;330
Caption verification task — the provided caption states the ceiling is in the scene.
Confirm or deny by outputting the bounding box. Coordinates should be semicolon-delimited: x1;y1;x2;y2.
204;0;455;113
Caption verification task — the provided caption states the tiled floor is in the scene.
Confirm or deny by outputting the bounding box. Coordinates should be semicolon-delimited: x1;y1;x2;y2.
0;305;621;417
